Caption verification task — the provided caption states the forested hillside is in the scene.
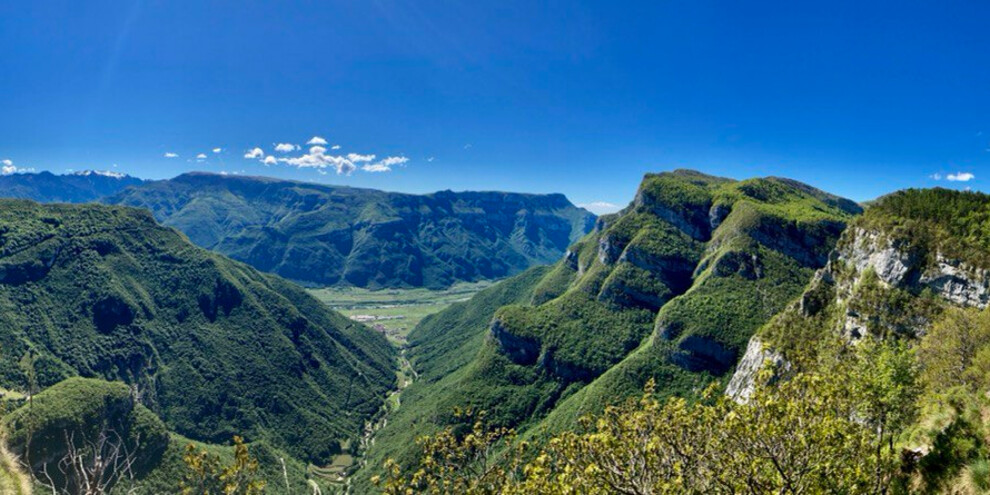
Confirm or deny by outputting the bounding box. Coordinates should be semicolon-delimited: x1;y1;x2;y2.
373;188;990;494
722;188;990;491
0;200;396;469
104;172;595;289
355;169;863;488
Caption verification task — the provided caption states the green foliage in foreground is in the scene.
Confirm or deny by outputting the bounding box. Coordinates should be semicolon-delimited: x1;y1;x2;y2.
1;377;332;494
179;436;265;495
0;200;396;464
356;170;862;486
126;434;325;495
379;339;915;494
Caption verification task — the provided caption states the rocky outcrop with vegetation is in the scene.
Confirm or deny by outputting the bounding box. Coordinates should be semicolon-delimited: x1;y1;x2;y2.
356;169;862;486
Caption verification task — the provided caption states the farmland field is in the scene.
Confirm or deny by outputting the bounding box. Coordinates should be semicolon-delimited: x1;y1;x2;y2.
308;281;493;344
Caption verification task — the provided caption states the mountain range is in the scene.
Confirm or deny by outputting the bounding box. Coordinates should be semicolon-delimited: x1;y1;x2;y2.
5;168;990;493
353;169;864;489
0;170;144;203
0;170;596;289
103;173;595;288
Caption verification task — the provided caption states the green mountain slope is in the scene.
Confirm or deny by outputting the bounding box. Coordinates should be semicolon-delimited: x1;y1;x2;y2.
356;169;862;483
722;188;990;491
0;171;144;203
352;266;551;493
730;187;990;397
2;377;330;494
104;172;596;289
0;199;396;464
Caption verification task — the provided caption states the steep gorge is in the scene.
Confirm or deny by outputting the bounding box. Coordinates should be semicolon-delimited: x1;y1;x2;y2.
354;169;863;487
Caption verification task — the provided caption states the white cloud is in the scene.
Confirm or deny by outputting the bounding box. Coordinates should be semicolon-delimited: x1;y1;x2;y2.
278;147;357;175
347;153;376;163
578;201;622;215
267;139;407;175
427;157;435;162
361;164;390;173
930;173;943;180
196;153;207;160
164;152;179;158
463;144;472;149
947;172;975;182
1;160;33;175
244;147;265;159
212;148;222;154
362;156;409;173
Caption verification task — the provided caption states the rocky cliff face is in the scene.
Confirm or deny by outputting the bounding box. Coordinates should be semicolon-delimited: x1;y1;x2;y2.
728;192;990;401
486;170;861;427
724;337;786;401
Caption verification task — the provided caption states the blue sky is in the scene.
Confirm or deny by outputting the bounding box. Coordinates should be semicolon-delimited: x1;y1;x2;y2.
2;1;989;213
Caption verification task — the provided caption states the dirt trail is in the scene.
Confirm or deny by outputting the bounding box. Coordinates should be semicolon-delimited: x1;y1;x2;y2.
0;436;32;495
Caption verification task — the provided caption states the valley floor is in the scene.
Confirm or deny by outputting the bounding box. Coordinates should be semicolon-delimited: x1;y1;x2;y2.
308;281;492;345
306;282;489;489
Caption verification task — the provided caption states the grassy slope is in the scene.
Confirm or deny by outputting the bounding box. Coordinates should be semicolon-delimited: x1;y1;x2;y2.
356;170;862;482
0;440;31;495
105;173;595;289
534;176;860;434
0;200;395;464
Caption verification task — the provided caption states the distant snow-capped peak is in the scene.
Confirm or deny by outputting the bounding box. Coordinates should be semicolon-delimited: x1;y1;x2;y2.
73;170;129;179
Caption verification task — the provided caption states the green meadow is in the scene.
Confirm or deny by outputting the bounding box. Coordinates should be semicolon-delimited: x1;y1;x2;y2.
308;281;493;344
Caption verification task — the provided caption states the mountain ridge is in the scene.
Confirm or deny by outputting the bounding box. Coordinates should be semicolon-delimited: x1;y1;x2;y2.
104;172;596;288
0;170;144;203
353;169;863;490
0;199;396;465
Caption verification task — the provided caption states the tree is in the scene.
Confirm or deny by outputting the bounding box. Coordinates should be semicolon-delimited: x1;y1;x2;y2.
36;421;139;495
381;350;913;494
374;408;522;495
845;339;919;494
180;436;266;495
918;307;990;393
